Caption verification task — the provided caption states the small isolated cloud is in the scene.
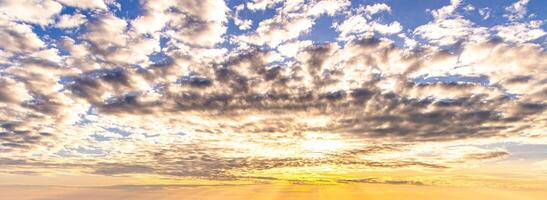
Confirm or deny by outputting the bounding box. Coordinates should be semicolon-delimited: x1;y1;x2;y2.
504;0;530;21
55;13;87;29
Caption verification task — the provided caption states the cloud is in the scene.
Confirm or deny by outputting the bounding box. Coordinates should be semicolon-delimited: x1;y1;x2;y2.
2;36;545;181
246;0;284;11
94;163;154;175
164;0;229;47
431;0;461;19
0;0;62;25
414;1;491;46
83;14;128;51
0;18;45;53
77;13;160;65
338;178;425;186
504;0;530;21
232;4;253;30
3;37;541;179
463;151;509;160
0;0;545;184
357;3;391;16
334;9;402;41
479;7;491;20
56;0;108;10
55;13;88;29
238;0;349;47
0;122;55;151
494;20;545;43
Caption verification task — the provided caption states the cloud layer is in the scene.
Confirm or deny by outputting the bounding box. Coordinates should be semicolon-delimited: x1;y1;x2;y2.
0;0;546;184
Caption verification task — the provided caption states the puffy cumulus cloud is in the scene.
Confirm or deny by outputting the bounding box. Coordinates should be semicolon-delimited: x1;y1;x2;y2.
241;15;314;47
504;0;529;21
132;0;229;47
414;17;489;46
246;0;284;11
232;4;253;30
431;0;461;20
334;17;401;41
277;40;313;57
415;0;541;47
0;0;62;25
414;0;490;46
334;3;402;41
55;13;88;29
84;13;128;50
0;18;45;53
56;0;108;10
237;0;350;47
356;3;391;16
0;0;546;184
76;13;160;66
494;20;545;43
416;1;532;50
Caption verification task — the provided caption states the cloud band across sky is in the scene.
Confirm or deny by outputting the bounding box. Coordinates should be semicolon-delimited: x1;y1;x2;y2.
0;0;546;187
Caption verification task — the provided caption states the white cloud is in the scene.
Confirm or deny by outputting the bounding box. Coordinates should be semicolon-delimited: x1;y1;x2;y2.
414;0;492;46
307;0;351;17
232;4;253;30
55;13;87;29
131;12;168;34
0;18;45;53
494;20;546;43
277;40;312;57
240;15;315;47
57;0;107;10
334;5;402;42
479;7;491;20
504;0;530;21
246;0;284;11
0;0;62;25
153;0;229;47
414;17;489;46
431;0;461;19
84;14;128;49
398;33;418;49
371;21;402;35
235;18;253;30
238;0;349;47
463;4;475;12
356;3;391;16
30;48;62;63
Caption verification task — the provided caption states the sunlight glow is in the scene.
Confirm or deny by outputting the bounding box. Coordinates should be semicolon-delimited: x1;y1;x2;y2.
301;139;346;154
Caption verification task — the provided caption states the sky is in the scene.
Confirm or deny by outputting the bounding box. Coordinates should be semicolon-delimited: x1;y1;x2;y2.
0;0;546;199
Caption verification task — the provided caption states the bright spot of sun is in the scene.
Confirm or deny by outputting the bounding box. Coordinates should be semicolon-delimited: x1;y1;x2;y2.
301;139;346;154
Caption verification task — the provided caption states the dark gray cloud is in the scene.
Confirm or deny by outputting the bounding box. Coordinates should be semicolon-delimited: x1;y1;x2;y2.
464;151;509;160
0;121;55;151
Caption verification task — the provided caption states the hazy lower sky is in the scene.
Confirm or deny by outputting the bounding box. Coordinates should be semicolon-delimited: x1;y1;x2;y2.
0;0;546;199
